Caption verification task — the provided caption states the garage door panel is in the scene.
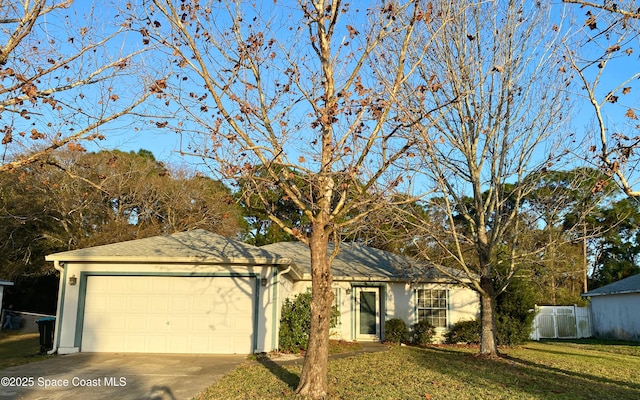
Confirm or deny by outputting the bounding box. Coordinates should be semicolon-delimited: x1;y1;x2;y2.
125;335;147;352
172;296;192;313
107;296;128;312
149;297;169;313
81;276;255;354
128;296;150;312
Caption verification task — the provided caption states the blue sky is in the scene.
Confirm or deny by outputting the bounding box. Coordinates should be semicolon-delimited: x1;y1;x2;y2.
75;0;640;187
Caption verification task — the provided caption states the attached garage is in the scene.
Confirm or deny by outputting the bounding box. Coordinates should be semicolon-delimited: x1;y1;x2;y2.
46;230;299;355
80;275;256;354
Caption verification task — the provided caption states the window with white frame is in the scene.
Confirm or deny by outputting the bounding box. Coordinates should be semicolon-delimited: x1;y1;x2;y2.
417;289;447;328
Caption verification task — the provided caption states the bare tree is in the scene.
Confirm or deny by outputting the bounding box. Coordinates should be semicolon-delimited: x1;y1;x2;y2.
403;0;570;356
136;0;452;397
0;0;162;173
563;0;640;196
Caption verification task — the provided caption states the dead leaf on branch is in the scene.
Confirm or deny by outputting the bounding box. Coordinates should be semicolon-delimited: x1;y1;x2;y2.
67;142;86;152
21;83;38;98
115;58;129;69
2;131;12;144
346;25;359;39
611;160;620;172
606;45;620;53
625;108;638;119
150;79;166;93
585;12;597;30
30;129;45;140
591;179;609;193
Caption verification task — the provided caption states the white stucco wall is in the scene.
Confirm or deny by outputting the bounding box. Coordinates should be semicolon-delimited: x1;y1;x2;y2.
589;293;640;342
54;261;283;354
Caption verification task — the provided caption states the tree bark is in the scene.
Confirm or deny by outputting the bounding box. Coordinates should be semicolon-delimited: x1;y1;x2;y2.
296;225;334;398
479;276;499;356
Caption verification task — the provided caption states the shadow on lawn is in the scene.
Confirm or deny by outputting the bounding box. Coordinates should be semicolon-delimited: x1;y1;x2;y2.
411;346;640;399
523;345;637;364
539;338;640;347
256;357;299;390
503;352;640;392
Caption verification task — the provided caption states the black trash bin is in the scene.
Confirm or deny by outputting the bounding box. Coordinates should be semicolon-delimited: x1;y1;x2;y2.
35;317;55;354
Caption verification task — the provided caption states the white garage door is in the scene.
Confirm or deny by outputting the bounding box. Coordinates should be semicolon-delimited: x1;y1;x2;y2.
81;275;255;354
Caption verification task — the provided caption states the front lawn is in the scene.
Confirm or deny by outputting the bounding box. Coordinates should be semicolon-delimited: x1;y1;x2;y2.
0;332;53;370
196;341;640;399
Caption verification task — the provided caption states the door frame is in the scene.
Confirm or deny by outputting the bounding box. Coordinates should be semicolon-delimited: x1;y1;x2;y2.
354;286;380;341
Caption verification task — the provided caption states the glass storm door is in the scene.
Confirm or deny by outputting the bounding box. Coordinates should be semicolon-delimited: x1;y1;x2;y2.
355;287;380;341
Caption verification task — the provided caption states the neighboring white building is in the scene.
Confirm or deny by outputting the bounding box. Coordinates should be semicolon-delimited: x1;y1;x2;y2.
47;230;480;355
582;273;640;342
0;279;15;327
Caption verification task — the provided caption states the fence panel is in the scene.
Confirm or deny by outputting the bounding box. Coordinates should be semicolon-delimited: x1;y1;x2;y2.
530;305;591;340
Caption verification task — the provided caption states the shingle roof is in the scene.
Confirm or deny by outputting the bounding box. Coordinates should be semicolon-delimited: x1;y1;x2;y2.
582;273;640;297
45;229;293;266
261;241;462;282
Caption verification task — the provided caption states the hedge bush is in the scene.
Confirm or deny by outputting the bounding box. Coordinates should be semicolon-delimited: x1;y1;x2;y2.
384;318;408;344
411;320;435;345
445;319;481;344
278;291;340;353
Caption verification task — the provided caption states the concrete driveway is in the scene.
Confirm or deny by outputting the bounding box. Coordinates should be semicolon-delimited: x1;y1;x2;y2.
0;352;247;400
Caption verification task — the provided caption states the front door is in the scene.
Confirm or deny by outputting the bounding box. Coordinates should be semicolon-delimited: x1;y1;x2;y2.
355;287;380;341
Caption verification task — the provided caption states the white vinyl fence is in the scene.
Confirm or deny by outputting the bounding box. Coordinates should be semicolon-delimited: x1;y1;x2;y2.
530;305;592;340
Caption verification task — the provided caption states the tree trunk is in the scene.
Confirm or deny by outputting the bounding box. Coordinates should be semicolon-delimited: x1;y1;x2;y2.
479;277;499;356
296;226;333;399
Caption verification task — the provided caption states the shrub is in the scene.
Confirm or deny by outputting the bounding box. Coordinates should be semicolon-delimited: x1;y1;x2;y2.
445;319;481;344
278;291;340;353
279;292;312;353
444;278;536;346
411;320;435;345
384;318;407;344
495;278;536;346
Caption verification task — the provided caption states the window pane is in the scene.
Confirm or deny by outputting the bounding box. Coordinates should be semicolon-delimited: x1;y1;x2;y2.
360;291;377;334
417;289;447;328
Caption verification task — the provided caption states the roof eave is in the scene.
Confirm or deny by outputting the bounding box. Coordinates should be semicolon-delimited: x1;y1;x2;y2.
45;255;293;266
582;289;640;297
300;274;472;284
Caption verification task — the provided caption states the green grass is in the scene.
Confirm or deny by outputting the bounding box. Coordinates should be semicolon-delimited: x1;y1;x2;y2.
196;341;640;399
0;332;54;369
